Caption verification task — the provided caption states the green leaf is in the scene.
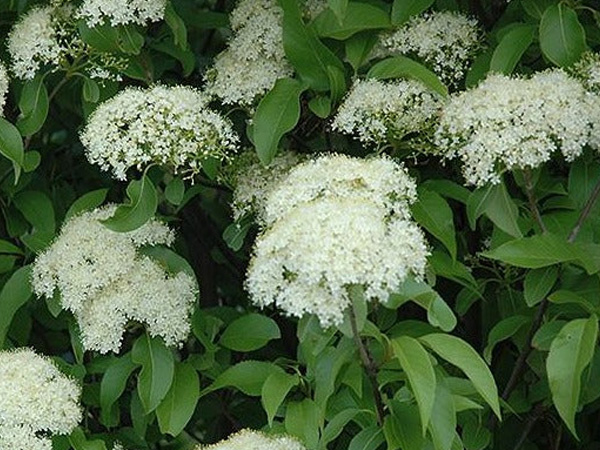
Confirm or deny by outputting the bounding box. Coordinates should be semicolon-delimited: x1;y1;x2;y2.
482;234;580;269
78;21;121;52
22;151;41;173
411;188;456;259
533;320;567;351
420;334;501;418
321;409;361;447
313;2;391;40
348;426;385;450
308;96;332;118
253;78;305;165
65;189;109;221
522;0;557;20
118;26;145;54
489;25;536;74
14;190;56;251
385;403;424;450
483;315;529;363
164;177;185;205
328;0;348;22
202;361;284;397
0;266;32;348
389;278;457;332
280;0;345;91
222;215;253;252
219;313;281;351
539;4;586;67
285;398;321;448
17;75;49;136
392;336;436;433
100;353;138;424
524;266;558;306
345;32;379;72
467;182;522;237
139;246;197;281
422;179;471;204
261;371;299;426
547;316;598;437
164;3;188;49
429;382;456;450
103;175;158;232
131;334;175;413
391;0;434;25
0;117;24;183
367;56;448;97
156;362;199;436
548;290;599;314
82;77;100;103
69;428;108;450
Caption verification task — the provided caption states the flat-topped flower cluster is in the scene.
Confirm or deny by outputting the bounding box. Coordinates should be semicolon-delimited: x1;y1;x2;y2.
31;206;198;353
245;155;429;327
197;429;306;450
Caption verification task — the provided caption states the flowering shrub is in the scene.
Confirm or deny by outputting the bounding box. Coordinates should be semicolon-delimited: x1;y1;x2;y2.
1;1;600;449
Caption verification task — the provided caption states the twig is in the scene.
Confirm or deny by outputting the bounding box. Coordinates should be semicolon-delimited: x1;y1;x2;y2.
348;303;385;425
567;177;600;243
513;404;546;450
523;168;547;234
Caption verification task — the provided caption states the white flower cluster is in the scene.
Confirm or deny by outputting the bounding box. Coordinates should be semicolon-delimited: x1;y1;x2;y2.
0;348;81;450
7;6;64;80
231;150;303;222
435;69;600;186
261;154;418;225
204;0;292;107
198;429;306;450
572;52;600;93
377;11;481;85
332;78;442;145
77;0;167;27
0;62;8;114
31;206;198;353
246;155;428;327
80;85;238;181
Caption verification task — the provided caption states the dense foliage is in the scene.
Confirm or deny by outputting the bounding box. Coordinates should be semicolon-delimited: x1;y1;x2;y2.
1;0;600;449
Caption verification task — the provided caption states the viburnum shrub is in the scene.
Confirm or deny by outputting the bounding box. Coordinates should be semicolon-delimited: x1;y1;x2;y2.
1;0;600;449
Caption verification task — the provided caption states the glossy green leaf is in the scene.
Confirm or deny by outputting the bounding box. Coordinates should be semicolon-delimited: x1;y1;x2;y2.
222;215;253;252
420;334;501;418
345;32;379;72
0;118;24;183
411;188;456;259
489;25;535;74
164;177;185;205
524;266;558;306
522;0;557;20
308;96;332;118
131;334;175;413
285;398;321;448
467;181;522;237
103;175;158;232
100;353;138;424
385;403;424;450
82;78;100;103
328;0;348;22
392;336;436;433
348;426;385;450
391;0;434;25
539;4;586;67
65;189;109;221
321;409;361;447
280;0;345;91
14;190;56;251
164;3;188;49
429;382;456;450
261;371;299;426
0;266;32;348
547;316;598;437
482;234;580;269
17;75;49;136
156;362;200;436
367;56;448;97
253;78;305;165
202;361;284;397
483;315;529;363
219;313;281;351
313;2;391;40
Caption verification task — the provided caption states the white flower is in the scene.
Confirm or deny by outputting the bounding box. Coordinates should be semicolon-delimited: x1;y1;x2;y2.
332;78;442;145
247;197;429;326
204;0;292;106
0;62;9;114
31;206;198;353
7;6;64;80
377;11;481;85
77;0;167;27
231;150;304;222
572;52;600;93
198;429;306;450
0;348;81;450
80;85;238;180
262;154;418;226
435;69;600;186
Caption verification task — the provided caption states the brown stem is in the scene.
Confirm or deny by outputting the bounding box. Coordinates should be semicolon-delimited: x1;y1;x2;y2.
348;304;385;425
567;177;600;243
523;168;547;234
